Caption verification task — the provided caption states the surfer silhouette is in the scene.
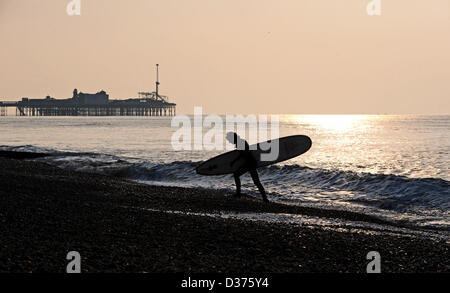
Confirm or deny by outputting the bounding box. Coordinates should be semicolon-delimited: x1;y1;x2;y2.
226;132;268;202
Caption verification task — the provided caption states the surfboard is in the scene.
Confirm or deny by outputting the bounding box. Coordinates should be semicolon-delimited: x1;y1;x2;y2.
196;135;312;176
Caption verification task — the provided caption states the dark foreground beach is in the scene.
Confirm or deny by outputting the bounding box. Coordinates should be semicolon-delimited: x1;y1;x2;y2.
0;154;448;273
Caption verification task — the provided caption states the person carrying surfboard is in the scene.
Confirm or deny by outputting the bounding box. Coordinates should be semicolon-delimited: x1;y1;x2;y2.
226;132;269;202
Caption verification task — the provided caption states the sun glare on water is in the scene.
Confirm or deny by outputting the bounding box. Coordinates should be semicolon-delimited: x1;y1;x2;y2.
292;115;371;132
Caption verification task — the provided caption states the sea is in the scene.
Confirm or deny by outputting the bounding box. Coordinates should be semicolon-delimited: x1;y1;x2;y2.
0;114;448;231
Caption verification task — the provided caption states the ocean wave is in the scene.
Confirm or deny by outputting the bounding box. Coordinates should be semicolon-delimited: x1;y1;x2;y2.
262;164;450;210
32;150;449;212
2;145;448;216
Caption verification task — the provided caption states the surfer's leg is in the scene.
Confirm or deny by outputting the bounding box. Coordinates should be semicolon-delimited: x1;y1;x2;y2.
233;172;241;197
233;168;247;197
250;169;268;202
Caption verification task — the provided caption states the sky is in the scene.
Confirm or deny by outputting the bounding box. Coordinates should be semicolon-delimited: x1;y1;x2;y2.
0;0;449;114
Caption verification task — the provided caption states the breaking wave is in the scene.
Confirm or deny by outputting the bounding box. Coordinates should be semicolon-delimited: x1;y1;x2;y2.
2;145;448;229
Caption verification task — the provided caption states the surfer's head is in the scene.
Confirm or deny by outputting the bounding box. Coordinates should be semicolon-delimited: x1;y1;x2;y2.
226;132;240;145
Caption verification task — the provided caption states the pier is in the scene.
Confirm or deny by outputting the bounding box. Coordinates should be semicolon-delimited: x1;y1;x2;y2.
0;102;7;116
0;97;176;117
0;64;176;117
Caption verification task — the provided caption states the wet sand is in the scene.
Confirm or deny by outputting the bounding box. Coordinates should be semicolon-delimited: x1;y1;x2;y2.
0;155;448;272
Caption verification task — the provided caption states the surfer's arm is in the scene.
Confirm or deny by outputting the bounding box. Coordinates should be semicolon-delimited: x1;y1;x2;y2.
230;141;250;166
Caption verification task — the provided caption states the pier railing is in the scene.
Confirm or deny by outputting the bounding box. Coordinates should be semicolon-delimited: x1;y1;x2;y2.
0;101;176;117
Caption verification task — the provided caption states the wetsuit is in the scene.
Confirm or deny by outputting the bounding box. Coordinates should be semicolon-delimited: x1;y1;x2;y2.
232;139;268;202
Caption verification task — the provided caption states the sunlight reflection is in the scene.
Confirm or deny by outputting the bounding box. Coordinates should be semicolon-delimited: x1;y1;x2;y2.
293;115;370;132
